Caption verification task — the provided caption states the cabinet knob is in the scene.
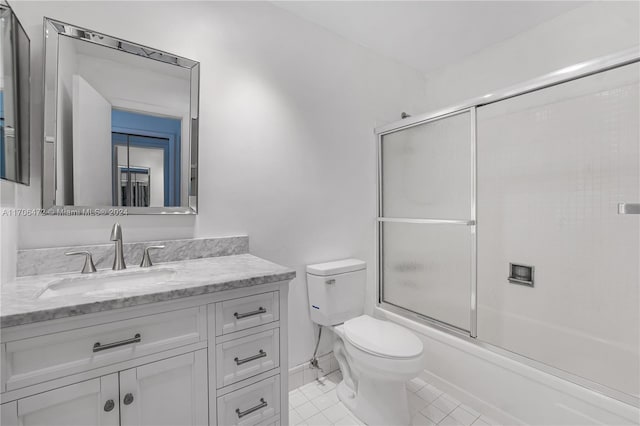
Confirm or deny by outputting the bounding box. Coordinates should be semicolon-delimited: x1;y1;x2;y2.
104;399;115;412
123;393;134;405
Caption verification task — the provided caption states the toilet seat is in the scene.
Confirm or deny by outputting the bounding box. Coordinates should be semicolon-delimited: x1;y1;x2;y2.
343;315;423;359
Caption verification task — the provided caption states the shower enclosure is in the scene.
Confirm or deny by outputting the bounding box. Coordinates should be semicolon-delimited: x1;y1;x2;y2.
379;109;476;334
376;49;639;405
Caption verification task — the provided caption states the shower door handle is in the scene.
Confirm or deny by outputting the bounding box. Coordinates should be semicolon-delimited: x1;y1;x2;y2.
618;203;640;214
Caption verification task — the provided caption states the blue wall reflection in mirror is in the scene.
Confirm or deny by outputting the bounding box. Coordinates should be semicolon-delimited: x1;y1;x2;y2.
111;110;181;207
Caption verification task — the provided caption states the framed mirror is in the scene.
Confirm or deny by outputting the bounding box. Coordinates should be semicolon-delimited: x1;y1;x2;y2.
0;3;30;185
43;18;199;214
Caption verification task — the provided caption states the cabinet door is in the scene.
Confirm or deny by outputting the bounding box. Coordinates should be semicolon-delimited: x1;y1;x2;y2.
1;401;18;426
120;350;208;426
14;374;119;426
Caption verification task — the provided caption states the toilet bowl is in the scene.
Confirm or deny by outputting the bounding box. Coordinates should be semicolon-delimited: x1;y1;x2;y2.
306;259;424;426
332;315;424;426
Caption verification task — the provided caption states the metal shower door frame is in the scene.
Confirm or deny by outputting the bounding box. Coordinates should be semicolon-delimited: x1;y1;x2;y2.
373;47;640;406
376;107;478;337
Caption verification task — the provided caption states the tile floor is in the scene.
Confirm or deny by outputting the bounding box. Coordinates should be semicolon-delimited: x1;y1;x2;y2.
288;371;500;426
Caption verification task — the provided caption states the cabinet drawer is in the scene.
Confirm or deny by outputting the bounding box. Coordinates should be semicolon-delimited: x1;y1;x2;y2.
217;375;280;426
216;328;280;388
4;307;206;391
215;292;279;335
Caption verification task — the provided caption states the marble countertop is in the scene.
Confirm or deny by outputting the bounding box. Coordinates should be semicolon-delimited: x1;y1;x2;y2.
1;254;296;328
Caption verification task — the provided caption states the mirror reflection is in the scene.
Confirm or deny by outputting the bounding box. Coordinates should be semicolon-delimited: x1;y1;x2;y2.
112;109;181;207
44;19;199;213
0;4;29;185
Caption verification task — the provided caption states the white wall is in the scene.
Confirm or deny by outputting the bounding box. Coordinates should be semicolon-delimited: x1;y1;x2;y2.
0;181;17;285
72;74;112;206
8;1;428;367
56;35;77;205
421;1;640;111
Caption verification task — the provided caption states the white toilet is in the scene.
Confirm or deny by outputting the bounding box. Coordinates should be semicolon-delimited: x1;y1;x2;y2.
306;259;424;426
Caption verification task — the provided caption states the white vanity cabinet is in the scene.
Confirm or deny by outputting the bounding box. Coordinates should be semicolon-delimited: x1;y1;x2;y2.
0;282;290;426
119;350;208;426
1;374;119;426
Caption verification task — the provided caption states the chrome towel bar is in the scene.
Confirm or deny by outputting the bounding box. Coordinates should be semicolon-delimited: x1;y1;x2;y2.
618;203;640;214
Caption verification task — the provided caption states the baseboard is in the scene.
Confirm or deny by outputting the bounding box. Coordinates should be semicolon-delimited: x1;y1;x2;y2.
288;351;339;391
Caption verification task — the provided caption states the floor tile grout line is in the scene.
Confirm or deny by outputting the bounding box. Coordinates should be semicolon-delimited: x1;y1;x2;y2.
292;373;500;426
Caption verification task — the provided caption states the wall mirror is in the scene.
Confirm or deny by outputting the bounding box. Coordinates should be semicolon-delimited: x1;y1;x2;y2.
0;3;30;185
43;18;199;214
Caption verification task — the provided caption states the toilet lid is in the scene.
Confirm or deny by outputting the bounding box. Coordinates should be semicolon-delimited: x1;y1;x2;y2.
343;315;423;359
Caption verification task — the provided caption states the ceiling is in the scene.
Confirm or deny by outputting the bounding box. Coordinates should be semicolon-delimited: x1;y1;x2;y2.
273;1;586;74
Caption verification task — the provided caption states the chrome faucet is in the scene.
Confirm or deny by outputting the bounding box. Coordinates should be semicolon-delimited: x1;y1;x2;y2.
110;223;126;270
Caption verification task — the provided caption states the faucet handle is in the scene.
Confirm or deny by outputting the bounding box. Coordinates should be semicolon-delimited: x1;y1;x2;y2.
140;246;165;268
110;223;122;241
65;251;98;274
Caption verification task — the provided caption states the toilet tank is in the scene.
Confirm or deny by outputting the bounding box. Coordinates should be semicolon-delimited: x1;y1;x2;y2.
306;259;366;326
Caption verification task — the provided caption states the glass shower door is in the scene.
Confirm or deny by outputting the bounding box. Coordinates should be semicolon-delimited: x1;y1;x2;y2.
476;62;640;397
379;110;475;332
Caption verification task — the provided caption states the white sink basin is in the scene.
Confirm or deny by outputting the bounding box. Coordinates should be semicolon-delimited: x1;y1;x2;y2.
37;268;177;299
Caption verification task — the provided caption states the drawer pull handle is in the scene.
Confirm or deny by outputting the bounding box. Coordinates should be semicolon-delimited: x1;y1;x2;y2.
93;333;141;352
234;307;266;319
235;349;267;365
236;398;267;418
104;399;115;412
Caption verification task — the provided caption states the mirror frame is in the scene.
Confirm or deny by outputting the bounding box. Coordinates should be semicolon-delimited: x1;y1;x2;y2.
42;17;200;215
0;3;30;185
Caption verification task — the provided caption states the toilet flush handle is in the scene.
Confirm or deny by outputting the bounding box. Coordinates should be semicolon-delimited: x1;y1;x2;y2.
325;279;336;285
